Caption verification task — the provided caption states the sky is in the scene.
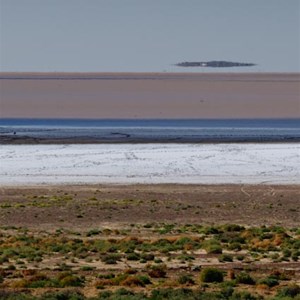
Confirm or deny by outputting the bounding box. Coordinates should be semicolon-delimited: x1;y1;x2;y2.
0;0;299;72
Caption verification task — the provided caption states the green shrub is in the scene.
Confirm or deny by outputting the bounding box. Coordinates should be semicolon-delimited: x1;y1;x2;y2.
236;272;255;285
112;273;129;285
140;253;155;261
223;224;245;232
271;253;280;261
292;252;299;261
228;242;242;251
42;290;85;300
126;252;140;261
80;266;95;271
0;290;86;300
218;254;233;262
117;274;151;288
259;276;279;287
151;288;196;300
0;256;9;264
86;229;101;236
59;275;84;287
18;273;51;288
276;284;300;298
98;273;115;279
121;275;145;287
203;240;223;254
101;253;122;264
114;288;135;296
282;249;292;258
55;272;84;287
177;253;195;262
178;274;195;285
137;275;151;285
230;290;262;300
204;226;219;234
6;264;16;270
174;237;196;249
200;268;224;283
148;264;167;278
236;255;245;261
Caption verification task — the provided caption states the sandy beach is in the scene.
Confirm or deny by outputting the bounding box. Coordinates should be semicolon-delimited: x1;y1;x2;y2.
1;72;299;119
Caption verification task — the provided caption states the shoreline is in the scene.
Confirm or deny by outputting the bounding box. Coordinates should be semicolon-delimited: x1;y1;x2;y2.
1;136;300;144
1;182;299;188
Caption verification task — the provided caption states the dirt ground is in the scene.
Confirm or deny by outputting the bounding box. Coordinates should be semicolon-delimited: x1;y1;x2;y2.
0;184;299;229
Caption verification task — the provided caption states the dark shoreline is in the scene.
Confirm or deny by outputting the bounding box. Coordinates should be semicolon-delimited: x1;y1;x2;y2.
1;135;299;144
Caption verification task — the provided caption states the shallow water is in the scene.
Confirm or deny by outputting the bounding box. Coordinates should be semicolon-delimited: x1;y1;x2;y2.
1;119;299;142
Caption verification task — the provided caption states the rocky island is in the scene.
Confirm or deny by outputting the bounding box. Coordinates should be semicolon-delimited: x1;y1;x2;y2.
175;60;256;67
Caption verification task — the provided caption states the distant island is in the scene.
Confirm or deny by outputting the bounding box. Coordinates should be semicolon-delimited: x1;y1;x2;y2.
175;61;256;67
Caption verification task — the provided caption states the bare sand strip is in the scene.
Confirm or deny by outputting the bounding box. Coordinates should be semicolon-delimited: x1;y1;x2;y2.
0;143;299;185
0;184;299;228
1;72;299;118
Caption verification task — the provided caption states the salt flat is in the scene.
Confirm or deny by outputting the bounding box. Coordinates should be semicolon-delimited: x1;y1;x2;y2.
0;143;299;185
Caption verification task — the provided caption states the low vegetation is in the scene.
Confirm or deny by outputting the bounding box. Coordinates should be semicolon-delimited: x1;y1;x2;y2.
0;223;298;299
